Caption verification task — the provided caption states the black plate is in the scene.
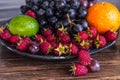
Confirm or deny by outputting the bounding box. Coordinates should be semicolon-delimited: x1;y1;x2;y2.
0;20;117;60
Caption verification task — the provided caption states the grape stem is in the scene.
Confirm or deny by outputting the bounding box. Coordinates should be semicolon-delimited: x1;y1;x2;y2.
66;14;75;28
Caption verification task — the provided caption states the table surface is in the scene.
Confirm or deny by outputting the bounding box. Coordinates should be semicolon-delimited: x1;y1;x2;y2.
0;0;120;80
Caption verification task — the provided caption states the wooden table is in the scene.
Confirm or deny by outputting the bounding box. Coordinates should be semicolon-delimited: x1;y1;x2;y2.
0;0;120;80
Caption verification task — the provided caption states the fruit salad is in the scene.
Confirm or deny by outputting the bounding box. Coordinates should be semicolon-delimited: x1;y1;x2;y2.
0;0;120;76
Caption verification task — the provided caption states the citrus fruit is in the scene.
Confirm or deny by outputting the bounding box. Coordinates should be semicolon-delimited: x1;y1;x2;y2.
8;15;39;37
86;2;120;34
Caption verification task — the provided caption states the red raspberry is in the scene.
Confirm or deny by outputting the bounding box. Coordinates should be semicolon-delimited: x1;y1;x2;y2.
10;35;20;44
56;26;68;37
78;31;89;40
53;43;66;56
79;40;90;51
94;35;106;48
39;41;51;55
61;34;71;44
17;40;28;51
0;30;12;41
22;36;32;46
42;28;52;37
56;29;64;37
35;34;44;43
50;41;58;48
78;50;91;66
74;31;89;43
70;63;88;76
69;43;78;55
46;35;54;42
25;10;36;18
104;30;117;42
87;26;98;39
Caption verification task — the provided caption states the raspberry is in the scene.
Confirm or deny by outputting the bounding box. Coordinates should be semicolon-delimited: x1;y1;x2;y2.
25;10;36;18
61;34;71;44
46;35;54;42
70;63;88;76
39;41;51;55
53;43;66;56
0;30;12;41
78;50;91;66
42;28;52;37
35;34;44;43
79;40;90;51
10;35;20;44
22;36;32;46
74;31;89;43
69;43;78;55
87;26;97;39
17;40;28;51
56;26;68;37
104;30;117;42
94;35;106;48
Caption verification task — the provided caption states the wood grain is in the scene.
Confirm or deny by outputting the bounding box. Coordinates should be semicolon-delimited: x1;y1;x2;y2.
0;0;120;80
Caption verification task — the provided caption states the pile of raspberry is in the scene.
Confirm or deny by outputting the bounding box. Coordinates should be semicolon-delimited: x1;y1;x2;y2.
0;25;117;76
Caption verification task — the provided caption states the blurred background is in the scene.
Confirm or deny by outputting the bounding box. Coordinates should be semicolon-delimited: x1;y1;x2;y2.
0;0;119;21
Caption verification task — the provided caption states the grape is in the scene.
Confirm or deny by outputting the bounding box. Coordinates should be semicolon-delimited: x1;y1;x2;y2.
38;18;48;27
37;8;45;16
78;7;87;18
55;11;63;18
80;0;89;8
33;0;39;5
25;0;34;7
49;16;58;24
29;43;39;53
46;8;54;17
54;21;62;29
68;9;77;19
73;24;83;33
31;5;38;11
41;1;49;9
62;19;70;27
81;19;88;30
21;0;90;33
37;0;43;6
64;4;70;12
88;0;97;7
87;59;100;72
20;5;29;14
89;1;95;7
70;0;80;9
49;1;55;9
55;0;66;10
88;0;97;2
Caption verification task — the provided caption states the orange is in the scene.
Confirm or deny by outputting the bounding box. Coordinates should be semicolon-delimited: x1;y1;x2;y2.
86;2;120;34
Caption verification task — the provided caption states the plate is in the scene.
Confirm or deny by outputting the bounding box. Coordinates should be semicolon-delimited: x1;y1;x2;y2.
0;20;117;60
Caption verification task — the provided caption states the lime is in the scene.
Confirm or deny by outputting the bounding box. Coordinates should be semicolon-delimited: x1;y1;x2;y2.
8;15;39;37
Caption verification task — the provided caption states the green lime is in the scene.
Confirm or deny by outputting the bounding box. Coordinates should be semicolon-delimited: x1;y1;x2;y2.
8;15;39;37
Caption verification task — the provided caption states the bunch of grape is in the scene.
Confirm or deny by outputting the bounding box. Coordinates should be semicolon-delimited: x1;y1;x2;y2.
20;0;97;33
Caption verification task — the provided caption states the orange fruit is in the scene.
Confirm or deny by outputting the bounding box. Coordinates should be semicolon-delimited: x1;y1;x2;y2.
86;2;120;34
